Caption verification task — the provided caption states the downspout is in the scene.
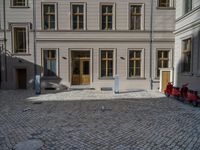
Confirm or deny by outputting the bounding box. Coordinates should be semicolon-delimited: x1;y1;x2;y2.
149;0;154;90
33;0;37;89
3;0;7;82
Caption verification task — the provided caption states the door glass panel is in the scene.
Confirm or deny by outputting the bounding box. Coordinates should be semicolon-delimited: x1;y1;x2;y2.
73;61;80;74
83;61;89;75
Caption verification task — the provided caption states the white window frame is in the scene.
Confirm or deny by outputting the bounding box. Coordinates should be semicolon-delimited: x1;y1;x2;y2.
183;0;193;14
157;0;174;8
128;3;145;31
41;48;59;78
70;2;87;31
127;48;145;79
99;48;116;79
42;2;58;30
10;0;28;7
181;37;193;74
99;2;116;31
11;24;29;54
155;49;173;78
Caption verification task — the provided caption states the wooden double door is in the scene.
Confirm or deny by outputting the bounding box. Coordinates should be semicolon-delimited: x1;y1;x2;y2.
72;51;90;85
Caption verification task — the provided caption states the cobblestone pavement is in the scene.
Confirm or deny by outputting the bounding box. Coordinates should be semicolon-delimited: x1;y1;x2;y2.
0;90;200;150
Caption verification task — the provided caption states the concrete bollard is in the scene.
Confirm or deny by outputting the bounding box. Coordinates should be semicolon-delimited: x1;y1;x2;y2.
114;75;120;94
35;75;41;95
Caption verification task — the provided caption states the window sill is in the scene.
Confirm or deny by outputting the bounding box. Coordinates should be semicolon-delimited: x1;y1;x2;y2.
180;72;193;76
12;53;31;56
156;7;175;10
41;76;61;80
10;6;30;8
127;77;146;80
99;77;114;80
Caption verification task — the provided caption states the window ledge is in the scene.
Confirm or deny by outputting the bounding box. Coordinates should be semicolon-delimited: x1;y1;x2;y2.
10;6;30;8
127;77;146;80
41;77;61;80
156;7;175;10
11;53;31;56
99;77;114;80
180;72;193;76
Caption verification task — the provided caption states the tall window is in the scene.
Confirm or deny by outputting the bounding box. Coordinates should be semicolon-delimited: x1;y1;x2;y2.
100;50;114;78
72;4;84;30
159;0;169;7
130;4;143;30
101;5;113;30
157;51;169;77
184;0;192;14
13;27;27;53
182;38;192;72
129;50;142;77
43;50;57;77
12;0;27;7
43;4;56;30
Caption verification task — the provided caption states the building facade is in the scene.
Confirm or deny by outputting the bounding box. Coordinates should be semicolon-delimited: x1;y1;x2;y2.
0;0;175;90
174;0;200;92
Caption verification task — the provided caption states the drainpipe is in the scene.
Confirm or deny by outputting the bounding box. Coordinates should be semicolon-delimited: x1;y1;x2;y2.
149;0;154;90
3;0;7;83
33;0;37;89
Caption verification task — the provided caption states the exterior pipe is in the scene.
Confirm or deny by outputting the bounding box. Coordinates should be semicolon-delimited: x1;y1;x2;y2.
3;0;7;82
33;0;37;89
149;0;154;90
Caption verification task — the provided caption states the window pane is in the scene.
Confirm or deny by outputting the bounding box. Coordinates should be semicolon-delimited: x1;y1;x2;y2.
83;61;89;75
73;5;77;13
108;16;112;29
102;6;107;13
159;0;170;7
73;16;77;29
101;51;106;58
101;60;106;77
130;5;142;30
135;68;141;76
135;6;141;13
163;60;169;68
14;28;26;53
43;5;55;30
136;16;141;30
79;5;84;13
102;16;106;30
108;59;113;76
129;51;134;59
13;0;26;6
135;51;141;58
44;50;57;77
79;15;84;29
73;61;80;74
107;6;113;13
108;51;113;58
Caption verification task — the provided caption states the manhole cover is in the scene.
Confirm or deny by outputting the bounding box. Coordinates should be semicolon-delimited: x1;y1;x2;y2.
13;139;43;150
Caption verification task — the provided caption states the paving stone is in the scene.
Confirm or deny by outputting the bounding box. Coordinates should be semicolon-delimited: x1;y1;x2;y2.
13;139;43;150
0;90;200;149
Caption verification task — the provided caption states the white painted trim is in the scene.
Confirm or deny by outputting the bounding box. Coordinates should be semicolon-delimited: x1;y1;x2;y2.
41;2;58;30
155;48;173;79
68;48;93;86
11;24;29;54
127;48;145;79
99;2;116;31
10;0;28;7
70;2;87;31
180;36;193;74
98;48;117;79
128;3;145;31
41;48;59;77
